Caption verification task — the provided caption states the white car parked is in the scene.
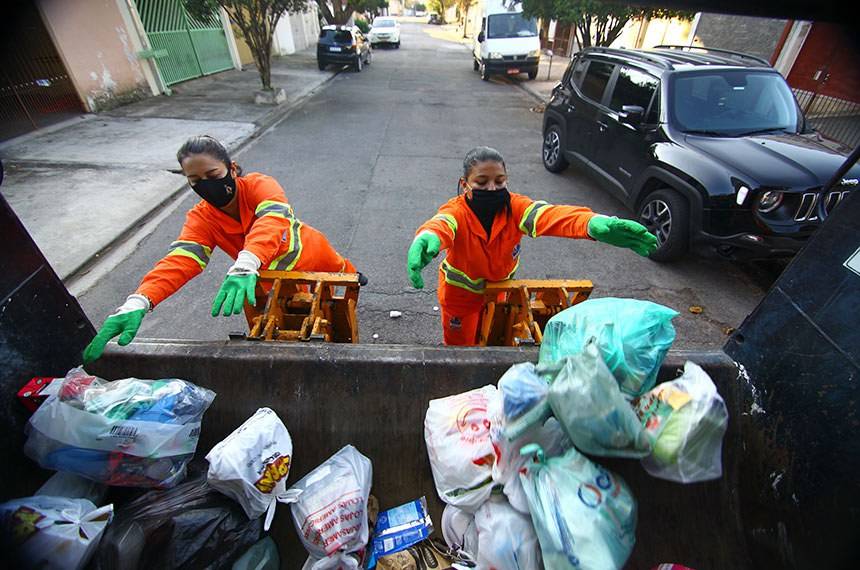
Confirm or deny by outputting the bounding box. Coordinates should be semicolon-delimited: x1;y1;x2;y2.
368;17;400;48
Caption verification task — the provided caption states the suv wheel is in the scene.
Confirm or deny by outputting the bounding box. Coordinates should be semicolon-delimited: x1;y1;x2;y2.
637;189;689;261
473;59;479;71
528;70;538;80
318;60;326;71
480;62;489;81
542;125;568;173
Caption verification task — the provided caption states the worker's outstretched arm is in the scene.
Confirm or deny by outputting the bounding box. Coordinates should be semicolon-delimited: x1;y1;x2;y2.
514;195;656;257
84;212;215;365
408;203;459;289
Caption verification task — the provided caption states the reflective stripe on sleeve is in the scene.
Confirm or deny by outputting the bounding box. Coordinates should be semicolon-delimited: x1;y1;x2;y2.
254;200;294;220
518;200;551;238
431;213;458;238
166;240;212;269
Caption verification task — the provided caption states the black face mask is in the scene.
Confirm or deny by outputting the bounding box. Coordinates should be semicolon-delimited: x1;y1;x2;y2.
192;172;236;208
466;188;510;238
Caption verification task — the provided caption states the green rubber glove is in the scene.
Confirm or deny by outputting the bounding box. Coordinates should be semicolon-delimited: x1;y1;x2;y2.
82;295;149;365
588;216;658;257
407;232;441;289
211;273;257;317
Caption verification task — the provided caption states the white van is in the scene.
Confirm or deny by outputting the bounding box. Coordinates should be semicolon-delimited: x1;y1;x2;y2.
472;0;541;81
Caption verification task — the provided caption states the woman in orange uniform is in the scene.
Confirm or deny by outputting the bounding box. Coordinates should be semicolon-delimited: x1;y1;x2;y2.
407;146;657;345
83;135;358;363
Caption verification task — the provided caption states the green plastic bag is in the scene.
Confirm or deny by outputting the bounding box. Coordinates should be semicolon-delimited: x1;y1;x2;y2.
519;444;637;570
543;340;651;458
540;298;679;397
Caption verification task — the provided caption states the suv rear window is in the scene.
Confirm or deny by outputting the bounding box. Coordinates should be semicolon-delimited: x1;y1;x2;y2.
320;29;353;44
580;61;614;104
609;66;658;114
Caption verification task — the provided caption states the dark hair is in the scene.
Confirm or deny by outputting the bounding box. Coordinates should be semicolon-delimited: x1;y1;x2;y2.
176;135;243;175
463;146;506;178
461;146;511;217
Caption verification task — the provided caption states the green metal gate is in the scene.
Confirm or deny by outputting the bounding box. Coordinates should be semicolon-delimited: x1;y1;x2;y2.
134;0;233;86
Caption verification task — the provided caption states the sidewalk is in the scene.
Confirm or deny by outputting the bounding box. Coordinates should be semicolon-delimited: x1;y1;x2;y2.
517;51;570;103
0;49;335;282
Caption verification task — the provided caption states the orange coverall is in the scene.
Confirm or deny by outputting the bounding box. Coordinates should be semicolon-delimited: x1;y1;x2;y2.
137;172;354;307
416;192;596;345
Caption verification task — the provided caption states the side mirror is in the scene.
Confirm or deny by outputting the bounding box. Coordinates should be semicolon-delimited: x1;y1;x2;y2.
621;105;645;127
478;32;485;43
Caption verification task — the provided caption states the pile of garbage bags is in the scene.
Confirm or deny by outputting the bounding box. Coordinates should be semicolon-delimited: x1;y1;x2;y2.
1;297;728;569
425;298;729;569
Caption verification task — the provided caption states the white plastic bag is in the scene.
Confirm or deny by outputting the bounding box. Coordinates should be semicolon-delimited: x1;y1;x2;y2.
520;445;637;570
0;496;113;570
286;445;373;569
638;361;729;483
489;381;570;514
424;385;497;512
474;494;542;570
441;504;478;557
206;408;294;530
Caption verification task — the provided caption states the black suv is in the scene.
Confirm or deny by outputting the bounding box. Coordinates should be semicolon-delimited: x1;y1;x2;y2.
542;45;858;261
317;26;371;72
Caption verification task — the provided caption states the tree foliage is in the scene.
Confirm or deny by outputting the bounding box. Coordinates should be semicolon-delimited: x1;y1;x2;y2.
184;0;308;90
319;0;388;25
521;0;691;48
428;0;453;23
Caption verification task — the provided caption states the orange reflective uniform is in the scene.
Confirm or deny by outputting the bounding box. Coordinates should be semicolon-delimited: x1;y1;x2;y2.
416;192;596;345
137;172;354;307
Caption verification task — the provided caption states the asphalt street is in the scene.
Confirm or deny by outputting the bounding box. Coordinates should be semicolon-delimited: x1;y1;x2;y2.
79;22;781;348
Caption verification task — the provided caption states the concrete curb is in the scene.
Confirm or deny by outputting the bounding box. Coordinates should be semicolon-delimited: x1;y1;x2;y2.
517;81;551;105
64;69;341;294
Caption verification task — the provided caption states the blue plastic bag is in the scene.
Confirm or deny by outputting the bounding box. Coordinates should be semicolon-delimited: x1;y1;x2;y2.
497;363;551;442
539;298;679;397
519;444;637;570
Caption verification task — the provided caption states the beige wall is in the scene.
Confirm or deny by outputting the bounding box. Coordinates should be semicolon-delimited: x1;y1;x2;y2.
37;0;153;112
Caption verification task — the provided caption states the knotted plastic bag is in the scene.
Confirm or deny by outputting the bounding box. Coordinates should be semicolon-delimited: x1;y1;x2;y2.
545;341;651;458
206;408;294;530
424;385;497;512
519;444;637;570
540;298;678;397
489;371;570;513
637;361;729;483
285;445;373;569
0;496;113;570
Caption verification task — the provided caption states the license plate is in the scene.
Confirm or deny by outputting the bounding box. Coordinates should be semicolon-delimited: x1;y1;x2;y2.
330;46;342;52
507;68;520;75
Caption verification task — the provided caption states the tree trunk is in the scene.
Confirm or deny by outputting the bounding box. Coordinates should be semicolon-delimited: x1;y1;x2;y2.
462;6;469;38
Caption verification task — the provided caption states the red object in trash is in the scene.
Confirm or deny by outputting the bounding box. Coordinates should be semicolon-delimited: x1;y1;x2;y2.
17;377;63;412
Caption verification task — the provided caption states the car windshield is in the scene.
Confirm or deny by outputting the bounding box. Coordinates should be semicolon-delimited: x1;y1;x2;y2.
487;13;538;39
373;19;395;28
320;29;353;44
670;70;802;136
